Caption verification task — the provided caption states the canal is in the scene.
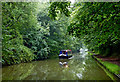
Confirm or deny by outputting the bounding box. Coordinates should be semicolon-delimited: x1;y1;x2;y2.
2;52;112;80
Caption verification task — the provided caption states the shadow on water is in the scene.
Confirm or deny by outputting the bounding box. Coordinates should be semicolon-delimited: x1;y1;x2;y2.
2;51;113;80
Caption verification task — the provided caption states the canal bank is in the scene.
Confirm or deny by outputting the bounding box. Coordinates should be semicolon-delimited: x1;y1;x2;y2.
91;53;120;80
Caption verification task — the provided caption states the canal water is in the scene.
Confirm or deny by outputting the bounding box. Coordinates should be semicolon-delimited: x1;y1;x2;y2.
2;51;112;80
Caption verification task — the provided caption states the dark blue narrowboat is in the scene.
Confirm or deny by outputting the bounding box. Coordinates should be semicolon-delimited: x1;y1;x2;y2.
59;50;72;59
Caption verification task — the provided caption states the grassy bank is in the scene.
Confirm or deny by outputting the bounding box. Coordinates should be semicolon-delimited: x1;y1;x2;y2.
89;52;120;80
97;61;118;80
95;56;120;75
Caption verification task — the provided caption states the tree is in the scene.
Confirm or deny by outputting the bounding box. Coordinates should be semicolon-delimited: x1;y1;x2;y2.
2;2;39;65
2;2;82;65
49;2;120;57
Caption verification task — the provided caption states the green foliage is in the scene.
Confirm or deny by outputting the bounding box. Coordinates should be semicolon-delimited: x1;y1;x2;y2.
67;2;120;56
48;2;120;57
48;2;71;20
37;3;81;56
2;27;35;65
23;27;50;60
2;2;81;65
2;2;38;65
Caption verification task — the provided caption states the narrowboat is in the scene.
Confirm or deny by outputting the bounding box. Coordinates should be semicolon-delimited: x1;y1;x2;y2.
59;50;72;59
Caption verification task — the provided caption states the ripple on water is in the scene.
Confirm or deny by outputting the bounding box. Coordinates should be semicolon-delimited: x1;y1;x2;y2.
76;73;82;79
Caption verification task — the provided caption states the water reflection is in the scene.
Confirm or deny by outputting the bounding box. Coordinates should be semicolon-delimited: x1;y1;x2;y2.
2;62;35;80
76;73;82;79
59;59;69;68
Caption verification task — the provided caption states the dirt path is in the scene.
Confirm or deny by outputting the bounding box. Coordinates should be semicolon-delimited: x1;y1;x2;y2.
94;55;120;66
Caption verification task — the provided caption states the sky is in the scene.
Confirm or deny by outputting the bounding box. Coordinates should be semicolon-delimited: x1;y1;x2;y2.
70;0;75;4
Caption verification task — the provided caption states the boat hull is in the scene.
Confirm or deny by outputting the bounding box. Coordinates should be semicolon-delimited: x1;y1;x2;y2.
59;55;72;59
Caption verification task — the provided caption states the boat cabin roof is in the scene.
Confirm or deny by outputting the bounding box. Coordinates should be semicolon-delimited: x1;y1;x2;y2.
60;50;72;52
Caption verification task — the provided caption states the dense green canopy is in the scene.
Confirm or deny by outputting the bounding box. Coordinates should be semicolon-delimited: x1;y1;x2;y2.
48;2;120;57
2;2;81;65
2;1;120;65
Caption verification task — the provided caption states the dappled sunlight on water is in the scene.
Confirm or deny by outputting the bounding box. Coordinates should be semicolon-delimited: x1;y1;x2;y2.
2;51;112;80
